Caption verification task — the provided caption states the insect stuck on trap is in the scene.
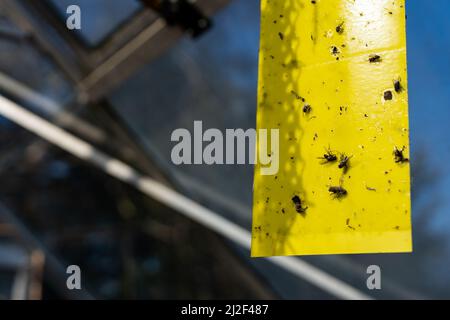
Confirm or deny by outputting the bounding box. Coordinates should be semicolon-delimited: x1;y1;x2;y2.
394;78;404;93
291;195;308;214
338;153;353;173
336;22;345;35
318;146;338;164
369;54;382;63
393;146;409;164
328;186;348;199
384;90;393;101
303;104;312;114
330;46;340;56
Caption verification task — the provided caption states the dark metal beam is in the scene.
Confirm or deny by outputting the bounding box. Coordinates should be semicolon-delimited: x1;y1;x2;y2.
2;0;231;102
1;0;85;82
78;0;231;102
140;0;212;37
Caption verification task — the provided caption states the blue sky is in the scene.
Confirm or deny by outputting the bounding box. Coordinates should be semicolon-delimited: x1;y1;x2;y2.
407;1;450;156
406;0;450;229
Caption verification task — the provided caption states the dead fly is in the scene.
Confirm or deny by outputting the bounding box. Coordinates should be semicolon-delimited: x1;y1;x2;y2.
318;147;338;164
369;54;382;63
329;186;348;199
336;22;345;34
393;146;409;163
303;104;312;114
331;46;340;56
384;90;393;101
394;78;404;93
338;154;353;173
291;195;308;214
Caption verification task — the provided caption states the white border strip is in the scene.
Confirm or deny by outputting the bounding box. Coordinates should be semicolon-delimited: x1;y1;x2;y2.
0;94;372;300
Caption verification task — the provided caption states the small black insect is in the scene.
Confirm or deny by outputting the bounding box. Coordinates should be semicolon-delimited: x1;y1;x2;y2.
303;104;312;114
292;195;308;214
338;154;353;173
369;54;382;63
384;90;393;101
318;147;338;163
394;78;403;93
329;186;348;199
336;22;345;34
393;146;409;163
331;46;340;56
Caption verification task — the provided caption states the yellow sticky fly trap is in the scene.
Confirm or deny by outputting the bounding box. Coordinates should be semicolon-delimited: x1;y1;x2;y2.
252;0;412;257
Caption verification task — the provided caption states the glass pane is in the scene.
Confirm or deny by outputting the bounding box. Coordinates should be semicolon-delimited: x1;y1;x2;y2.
0;16;71;105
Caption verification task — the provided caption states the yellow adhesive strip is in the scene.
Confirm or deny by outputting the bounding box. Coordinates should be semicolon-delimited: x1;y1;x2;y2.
252;0;412;257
